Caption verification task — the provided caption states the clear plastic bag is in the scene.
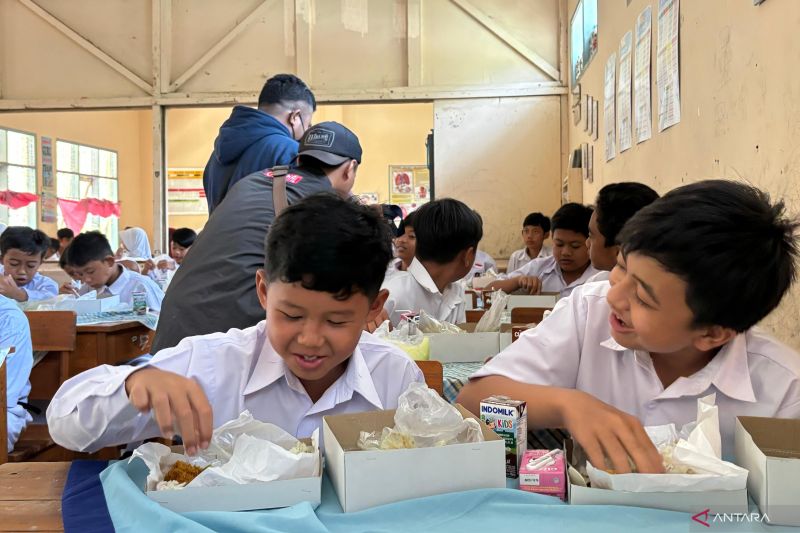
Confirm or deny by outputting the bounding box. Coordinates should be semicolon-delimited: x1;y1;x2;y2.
474;290;510;332
372;319;430;360
358;382;483;450
417;310;464;334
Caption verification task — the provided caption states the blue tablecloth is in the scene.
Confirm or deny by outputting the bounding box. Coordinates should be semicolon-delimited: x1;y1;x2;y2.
90;458;797;533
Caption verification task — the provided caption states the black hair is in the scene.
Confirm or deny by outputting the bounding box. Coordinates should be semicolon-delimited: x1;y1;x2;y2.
523;212;551;233
551;203;593;238
595;182;659;247
172;227;197;248
64;231;114;267
59;247;69;269
57;228;74;240
257;74;316;111
0;226;50;259
398;211;416;234
413;199;483;264
48;238;60;252
620;180;799;332
264;193;392;300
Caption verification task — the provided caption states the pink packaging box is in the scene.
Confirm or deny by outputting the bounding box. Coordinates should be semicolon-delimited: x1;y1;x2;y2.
519;449;566;501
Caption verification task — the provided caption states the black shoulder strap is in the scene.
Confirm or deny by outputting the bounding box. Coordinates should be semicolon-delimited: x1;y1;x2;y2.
271;165;290;217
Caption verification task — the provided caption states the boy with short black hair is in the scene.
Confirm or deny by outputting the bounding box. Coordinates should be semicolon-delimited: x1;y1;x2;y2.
0;226;58;302
387;211;417;278
56;228;74;256
65;231;164;311
587;182;659;274
169;227;197;265
489;203;599;297
507;212;552;272
459;180;800;471
381;198;483;326
47;194;424;453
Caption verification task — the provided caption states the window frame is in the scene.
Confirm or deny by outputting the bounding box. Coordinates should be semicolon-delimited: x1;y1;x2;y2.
0;126;38;229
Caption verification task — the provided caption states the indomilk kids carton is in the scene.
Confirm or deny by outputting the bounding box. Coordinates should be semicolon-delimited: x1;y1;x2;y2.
480;396;527;478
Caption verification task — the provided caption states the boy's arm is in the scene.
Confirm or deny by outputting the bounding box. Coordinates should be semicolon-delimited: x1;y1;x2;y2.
20;275;59;302
47;338;213;454
142;277;165;312
486;262;542;294
2;306;34;450
0;275;28;302
458;377;664;474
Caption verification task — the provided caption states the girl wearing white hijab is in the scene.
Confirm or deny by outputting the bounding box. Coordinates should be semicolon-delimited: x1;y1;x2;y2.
117;227;153;274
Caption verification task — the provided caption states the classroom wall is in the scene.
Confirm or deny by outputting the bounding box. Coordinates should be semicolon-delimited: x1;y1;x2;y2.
434;96;563;258
568;0;800;349
0;109;154;240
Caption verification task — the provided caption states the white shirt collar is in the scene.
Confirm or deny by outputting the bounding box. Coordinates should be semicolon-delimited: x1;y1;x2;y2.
407;258;463;309
599;334;756;403
104;265;132;296
242;322;384;410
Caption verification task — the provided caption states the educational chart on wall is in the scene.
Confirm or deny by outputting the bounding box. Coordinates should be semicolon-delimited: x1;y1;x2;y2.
41;136;54;190
592;98;599;141
634;5;653;143
604;53;617;161
657;0;681;131
389;165;430;215
617;30;633;153
167;168;207;214
41;191;57;223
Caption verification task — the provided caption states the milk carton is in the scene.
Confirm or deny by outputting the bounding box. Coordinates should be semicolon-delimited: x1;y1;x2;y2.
479;396;527;478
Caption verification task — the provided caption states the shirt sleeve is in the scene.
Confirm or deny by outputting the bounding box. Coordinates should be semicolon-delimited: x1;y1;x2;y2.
1;305;33;451
498;258;540;281
46;335;215;452
23;274;58;301
142;276;165;312
469;286;587;388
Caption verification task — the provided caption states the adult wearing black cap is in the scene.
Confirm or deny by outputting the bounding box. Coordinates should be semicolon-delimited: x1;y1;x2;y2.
151;122;362;352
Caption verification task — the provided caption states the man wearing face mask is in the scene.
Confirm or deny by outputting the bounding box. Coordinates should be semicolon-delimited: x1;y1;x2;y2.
203;74;316;213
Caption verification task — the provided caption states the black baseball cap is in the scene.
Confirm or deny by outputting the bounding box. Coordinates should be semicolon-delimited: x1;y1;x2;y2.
297;122;362;166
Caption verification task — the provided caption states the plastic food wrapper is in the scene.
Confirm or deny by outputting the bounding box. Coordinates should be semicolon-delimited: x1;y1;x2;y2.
373;319;430;361
357;382;483;450
586;394;748;492
130;411;320;491
474;290;510;332
416;310;464;334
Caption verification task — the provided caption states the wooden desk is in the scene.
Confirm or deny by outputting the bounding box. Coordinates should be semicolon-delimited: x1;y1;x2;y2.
0;462;68;532
30;320;153;400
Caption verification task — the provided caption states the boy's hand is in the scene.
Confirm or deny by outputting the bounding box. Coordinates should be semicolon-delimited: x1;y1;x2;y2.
561;389;665;474
0;275;26;301
517;276;542;295
125;367;213;455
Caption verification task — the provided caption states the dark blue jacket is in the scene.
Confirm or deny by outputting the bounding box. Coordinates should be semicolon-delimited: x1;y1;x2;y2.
202;106;298;212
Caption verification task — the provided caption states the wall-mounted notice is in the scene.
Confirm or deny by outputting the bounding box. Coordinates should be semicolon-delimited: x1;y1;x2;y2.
617;30;633;152
604;53;617;161
634;5;653;143
657;0;681;131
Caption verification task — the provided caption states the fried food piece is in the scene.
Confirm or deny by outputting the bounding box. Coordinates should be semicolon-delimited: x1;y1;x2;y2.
163;460;205;484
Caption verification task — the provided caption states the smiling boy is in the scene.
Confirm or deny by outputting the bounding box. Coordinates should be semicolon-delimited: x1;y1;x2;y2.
459;180;800;472
47;194;424;453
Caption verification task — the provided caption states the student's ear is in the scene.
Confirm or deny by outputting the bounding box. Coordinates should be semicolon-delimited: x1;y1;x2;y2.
255;269;269;311
346;160;358;180
544;231;551;240
464;246;476;268
366;289;389;322
103;255;116;267
693;325;737;352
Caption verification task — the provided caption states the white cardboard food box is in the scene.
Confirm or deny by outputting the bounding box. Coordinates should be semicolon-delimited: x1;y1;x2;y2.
565;440;748;514
139;450;323;513
426;327;500;362
323;405;506;512
735;416;800;526
56;294;121;314
506;294;558;311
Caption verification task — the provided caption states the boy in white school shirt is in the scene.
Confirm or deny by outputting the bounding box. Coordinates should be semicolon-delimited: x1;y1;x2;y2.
488;203;600;297
47;194;423;454
584;182;659;283
381;198;483;327
506;212;553;273
459;180;800;472
65;231;164;312
0;294;33;451
0;226;58;302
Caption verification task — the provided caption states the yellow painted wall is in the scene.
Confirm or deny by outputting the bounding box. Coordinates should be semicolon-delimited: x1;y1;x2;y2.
0;109;153;240
165;103;432;228
568;0;800;349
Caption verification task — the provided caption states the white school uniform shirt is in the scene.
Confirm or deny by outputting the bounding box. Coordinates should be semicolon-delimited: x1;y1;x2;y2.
585;269;610;284
466;250;497;279
0;265;58;301
382;258;466;327
501;255;601;298
46;322;424;452
79;265;164;312
0;295;33;452
507;244;553;273
471;281;800;457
